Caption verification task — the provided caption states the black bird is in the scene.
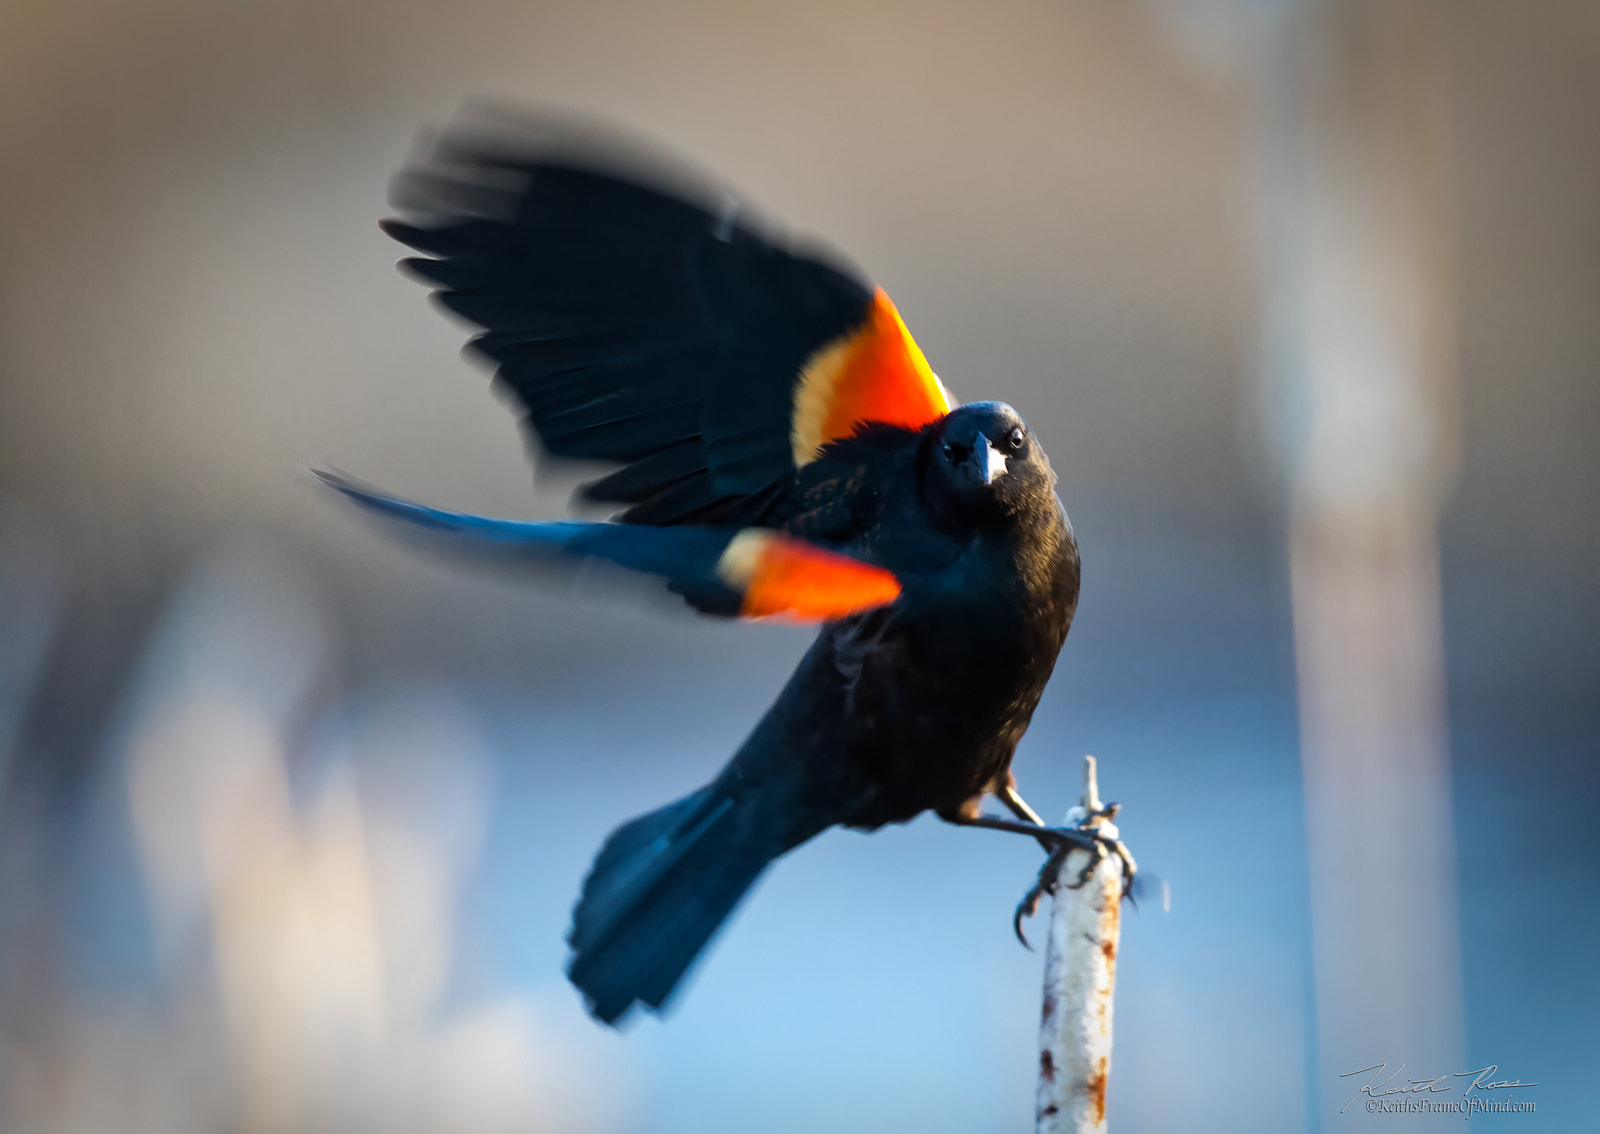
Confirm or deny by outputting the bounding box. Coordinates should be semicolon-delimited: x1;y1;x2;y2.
320;111;1110;1026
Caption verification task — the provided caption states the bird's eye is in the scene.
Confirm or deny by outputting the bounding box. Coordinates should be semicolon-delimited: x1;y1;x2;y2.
1006;427;1025;450
941;441;956;460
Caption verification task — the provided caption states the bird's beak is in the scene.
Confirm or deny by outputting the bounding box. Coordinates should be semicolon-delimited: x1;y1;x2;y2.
975;434;1008;485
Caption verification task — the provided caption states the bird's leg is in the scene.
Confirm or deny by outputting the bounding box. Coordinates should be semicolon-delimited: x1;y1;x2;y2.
947;811;1056;855
939;795;1113;859
942;793;1136;949
944;775;1054;853
941;809;1108;869
996;778;1046;828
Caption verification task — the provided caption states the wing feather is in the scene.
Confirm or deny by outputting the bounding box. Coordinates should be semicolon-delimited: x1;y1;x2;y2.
382;110;955;534
315;469;899;622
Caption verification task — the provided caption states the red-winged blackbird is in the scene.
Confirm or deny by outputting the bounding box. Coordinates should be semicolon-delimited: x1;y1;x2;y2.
320;111;1094;1026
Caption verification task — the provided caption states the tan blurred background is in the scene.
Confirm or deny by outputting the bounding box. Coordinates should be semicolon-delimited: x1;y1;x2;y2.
0;2;1595;1131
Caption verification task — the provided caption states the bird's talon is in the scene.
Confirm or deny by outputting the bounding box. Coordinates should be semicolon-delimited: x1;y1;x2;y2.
1013;894;1039;950
1011;840;1070;946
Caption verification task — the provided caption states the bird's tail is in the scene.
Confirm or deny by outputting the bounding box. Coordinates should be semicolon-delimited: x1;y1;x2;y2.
567;784;781;1024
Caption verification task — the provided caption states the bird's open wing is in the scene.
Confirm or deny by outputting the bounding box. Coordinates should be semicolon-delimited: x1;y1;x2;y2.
381;110;954;528
316;470;899;621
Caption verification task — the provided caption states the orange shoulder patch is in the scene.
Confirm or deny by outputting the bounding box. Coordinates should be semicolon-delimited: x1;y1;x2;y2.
715;530;901;621
790;288;954;466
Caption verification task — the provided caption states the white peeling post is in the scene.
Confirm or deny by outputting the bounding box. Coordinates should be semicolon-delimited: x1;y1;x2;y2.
1036;755;1126;1134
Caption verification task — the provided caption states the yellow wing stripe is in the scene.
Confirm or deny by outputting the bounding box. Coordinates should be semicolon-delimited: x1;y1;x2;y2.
790;288;954;466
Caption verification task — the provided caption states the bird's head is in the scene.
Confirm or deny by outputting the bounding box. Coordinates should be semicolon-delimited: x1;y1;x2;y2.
926;401;1054;527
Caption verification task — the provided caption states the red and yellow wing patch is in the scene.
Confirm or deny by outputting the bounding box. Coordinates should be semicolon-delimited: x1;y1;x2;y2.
790;288;954;467
715;530;900;620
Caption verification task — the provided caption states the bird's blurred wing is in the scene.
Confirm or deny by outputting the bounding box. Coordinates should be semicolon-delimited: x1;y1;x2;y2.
381;109;954;528
315;469;900;621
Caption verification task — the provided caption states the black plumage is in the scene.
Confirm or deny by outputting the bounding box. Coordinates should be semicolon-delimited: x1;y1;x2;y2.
328;111;1083;1025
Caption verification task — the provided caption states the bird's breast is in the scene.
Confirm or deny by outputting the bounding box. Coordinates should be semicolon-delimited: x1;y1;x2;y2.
807;532;1070;825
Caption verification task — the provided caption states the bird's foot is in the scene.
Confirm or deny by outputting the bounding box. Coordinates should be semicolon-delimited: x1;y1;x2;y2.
1012;814;1137;949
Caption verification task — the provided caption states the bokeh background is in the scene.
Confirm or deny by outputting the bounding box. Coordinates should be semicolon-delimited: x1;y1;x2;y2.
0;1;1595;1131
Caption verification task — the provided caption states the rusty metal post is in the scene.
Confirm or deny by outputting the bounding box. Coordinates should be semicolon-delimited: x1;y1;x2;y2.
1036;755;1124;1134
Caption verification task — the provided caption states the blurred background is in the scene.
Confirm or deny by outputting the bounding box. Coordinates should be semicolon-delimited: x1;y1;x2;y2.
0;1;1594;1131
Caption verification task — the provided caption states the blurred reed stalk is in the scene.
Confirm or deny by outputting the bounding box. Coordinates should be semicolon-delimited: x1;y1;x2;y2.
1247;0;1464;1110
1035;755;1125;1134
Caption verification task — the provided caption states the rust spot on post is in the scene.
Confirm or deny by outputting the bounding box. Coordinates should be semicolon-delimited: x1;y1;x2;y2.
1087;1061;1108;1126
1040;1050;1055;1083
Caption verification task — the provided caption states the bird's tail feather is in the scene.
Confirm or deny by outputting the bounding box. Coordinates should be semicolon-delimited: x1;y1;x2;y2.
568;785;779;1024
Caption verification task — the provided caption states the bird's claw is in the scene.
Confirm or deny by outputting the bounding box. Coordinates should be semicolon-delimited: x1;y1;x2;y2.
1011;818;1137;949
